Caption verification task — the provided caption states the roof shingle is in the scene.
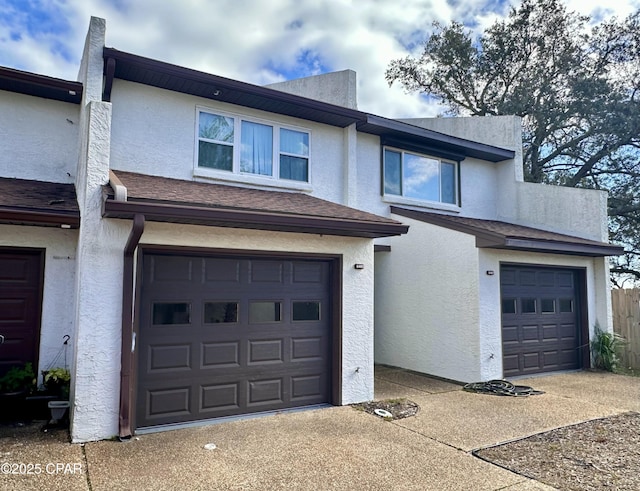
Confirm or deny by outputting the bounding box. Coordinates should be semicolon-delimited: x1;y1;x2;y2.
105;171;408;238
391;206;624;257
0;177;80;228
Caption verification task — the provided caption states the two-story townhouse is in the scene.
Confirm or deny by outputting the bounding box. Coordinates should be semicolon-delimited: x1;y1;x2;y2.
0;17;622;442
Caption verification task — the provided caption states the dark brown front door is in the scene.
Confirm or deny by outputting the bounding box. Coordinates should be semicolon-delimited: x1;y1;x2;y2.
501;265;581;377
136;253;333;428
0;249;44;376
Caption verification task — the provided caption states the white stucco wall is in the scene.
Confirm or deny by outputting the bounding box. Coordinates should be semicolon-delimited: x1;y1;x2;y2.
108;80;347;204
0;91;79;183
71;16;126;443
356;132;384;216
266;70;358;109
0;225;77;379
71;99;129;443
501;182;609;242
375;216;482;382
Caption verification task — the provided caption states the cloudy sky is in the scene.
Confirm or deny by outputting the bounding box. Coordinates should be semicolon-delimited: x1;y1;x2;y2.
1;0;639;118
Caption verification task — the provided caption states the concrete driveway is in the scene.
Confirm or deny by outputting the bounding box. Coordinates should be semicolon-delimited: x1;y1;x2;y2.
2;368;639;490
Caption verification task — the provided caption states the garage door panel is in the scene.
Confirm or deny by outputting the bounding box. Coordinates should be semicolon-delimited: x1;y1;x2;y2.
501;325;519;344
560;323;577;339
146;387;191;418
201;342;240;368
543;350;559;367
538;272;555;286
291;337;324;361
292;261;325;283
502;353;519;371
542;325;558;339
501;265;581;377
147;344;192;372
204;258;241;283
248;378;284;405
250;261;284;283
561;349;578;364
137;254;332;429
291;375;324;401
200;383;240;412
248;339;284;365
558;272;574;287
519;270;537;286
521;325;539;342
523;352;540;369
150;256;194;283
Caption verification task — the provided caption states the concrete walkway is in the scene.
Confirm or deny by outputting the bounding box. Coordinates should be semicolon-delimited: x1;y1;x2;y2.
2;368;639;490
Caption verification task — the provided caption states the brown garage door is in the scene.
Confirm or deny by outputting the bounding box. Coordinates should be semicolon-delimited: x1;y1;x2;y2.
501;265;582;377
0;249;43;376
136;253;333;428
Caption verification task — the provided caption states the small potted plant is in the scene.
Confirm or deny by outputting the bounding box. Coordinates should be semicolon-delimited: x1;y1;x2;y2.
42;367;71;399
0;363;36;421
41;367;71;423
0;362;36;395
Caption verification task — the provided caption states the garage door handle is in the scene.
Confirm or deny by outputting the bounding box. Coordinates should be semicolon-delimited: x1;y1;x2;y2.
0;335;4;344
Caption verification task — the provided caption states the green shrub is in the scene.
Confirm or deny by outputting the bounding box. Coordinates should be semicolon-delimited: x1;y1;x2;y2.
0;362;36;393
591;324;626;372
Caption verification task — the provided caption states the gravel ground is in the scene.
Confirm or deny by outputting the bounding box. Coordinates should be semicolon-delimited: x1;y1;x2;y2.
475;412;640;491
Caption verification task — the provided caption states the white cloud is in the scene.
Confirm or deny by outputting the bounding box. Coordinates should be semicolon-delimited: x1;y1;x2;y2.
0;0;638;118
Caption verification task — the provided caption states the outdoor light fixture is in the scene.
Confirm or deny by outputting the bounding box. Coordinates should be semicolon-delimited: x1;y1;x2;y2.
486;270;495;275
354;263;364;270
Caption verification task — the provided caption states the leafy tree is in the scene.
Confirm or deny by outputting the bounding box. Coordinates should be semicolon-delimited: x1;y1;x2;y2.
386;0;640;285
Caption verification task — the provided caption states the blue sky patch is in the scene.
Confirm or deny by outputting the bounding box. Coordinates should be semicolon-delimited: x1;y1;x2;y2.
264;49;331;81
4;0;71;36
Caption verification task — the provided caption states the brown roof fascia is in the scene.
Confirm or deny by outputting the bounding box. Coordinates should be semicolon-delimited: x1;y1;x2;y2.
500;238;624;257
0;207;80;228
104;198;408;238
102;48;367;127
391;206;624;257
357;115;515;163
0;65;83;104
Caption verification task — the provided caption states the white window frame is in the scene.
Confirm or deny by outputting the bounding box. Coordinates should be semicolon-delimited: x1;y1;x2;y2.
382;146;460;207
194;107;312;190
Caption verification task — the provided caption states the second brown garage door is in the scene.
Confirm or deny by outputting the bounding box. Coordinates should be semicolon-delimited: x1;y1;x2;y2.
136;253;333;429
501;265;583;377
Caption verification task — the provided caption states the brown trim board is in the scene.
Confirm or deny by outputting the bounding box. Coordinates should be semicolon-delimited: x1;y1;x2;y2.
119;214;145;439
104;199;408;238
0;208;80;229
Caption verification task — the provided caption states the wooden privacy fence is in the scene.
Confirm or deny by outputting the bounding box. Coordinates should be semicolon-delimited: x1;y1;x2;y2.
612;288;640;370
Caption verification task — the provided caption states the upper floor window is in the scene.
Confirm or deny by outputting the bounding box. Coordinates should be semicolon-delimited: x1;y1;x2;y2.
383;148;458;205
197;109;310;182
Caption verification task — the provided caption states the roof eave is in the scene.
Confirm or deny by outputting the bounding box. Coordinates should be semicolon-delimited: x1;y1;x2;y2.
0;207;80;228
103;198;408;239
102;48;366;128
496;238;625;257
391;205;623;257
0;66;83;104
356;114;515;162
